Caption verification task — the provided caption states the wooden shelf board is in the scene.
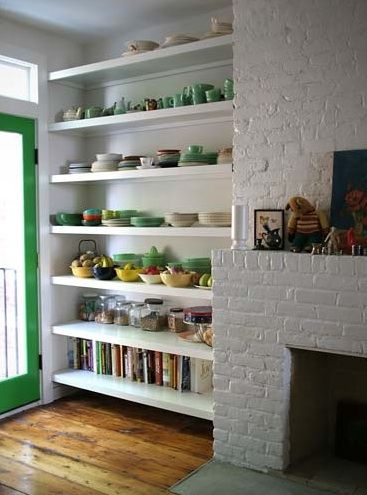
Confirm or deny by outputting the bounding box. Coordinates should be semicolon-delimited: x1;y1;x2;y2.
53;321;213;360
53;368;213;420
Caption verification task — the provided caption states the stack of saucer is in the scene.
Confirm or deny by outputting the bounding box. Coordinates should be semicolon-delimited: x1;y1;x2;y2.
198;211;231;227
68;162;91;174
217;147;233;164
91;153;122;173
101;217;132;227
156;149;180;168
118;156;142;170
201;18;233;39
178;151;218;167
160;34;199;49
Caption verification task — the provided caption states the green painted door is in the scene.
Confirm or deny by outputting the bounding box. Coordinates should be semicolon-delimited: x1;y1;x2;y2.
0;112;39;414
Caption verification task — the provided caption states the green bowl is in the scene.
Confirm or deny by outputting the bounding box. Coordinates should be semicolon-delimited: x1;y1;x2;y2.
183;257;211;263
131;217;165;227
142;256;165;268
56;212;83;226
112;253;141;266
114;210;139;218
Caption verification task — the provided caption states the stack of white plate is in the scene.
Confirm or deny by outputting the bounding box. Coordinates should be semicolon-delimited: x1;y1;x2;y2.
160;34;199;49
91;153;122;173
201;19;233;39
198;211;231;227
68;162;91;174
101;217;131;227
165;212;198;227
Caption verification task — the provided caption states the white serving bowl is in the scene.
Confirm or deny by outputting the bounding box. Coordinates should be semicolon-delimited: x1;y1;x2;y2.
126;40;159;51
139;273;163;285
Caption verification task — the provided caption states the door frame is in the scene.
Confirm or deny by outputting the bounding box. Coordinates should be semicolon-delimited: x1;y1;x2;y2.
0;112;40;413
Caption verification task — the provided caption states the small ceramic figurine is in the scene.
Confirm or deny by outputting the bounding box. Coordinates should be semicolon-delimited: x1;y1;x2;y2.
285;196;329;252
324;226;340;255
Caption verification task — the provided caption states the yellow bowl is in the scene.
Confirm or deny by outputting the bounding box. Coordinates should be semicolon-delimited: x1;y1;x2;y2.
70;266;93;278
115;267;142;282
160;272;194;288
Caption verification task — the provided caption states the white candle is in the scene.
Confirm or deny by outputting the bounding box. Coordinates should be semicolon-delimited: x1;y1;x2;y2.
231;204;249;250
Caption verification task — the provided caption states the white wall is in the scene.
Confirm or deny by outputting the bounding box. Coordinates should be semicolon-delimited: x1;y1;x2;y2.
0;16;84;404
232;0;367;242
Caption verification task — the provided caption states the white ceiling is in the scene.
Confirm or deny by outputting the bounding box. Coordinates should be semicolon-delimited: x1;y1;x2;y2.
0;0;232;42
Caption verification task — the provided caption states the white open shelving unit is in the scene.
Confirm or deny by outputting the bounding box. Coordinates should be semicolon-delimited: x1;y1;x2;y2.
48;32;233;420
50;163;232;184
53;369;213;420
51;275;212;300
53;321;213;360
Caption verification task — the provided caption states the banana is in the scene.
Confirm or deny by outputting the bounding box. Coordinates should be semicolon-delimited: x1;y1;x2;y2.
199;273;210;286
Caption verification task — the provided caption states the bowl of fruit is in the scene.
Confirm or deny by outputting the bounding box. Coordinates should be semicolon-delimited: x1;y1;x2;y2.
160;265;196;288
115;263;142;282
139;266;163;284
70;251;100;278
92;255;116;280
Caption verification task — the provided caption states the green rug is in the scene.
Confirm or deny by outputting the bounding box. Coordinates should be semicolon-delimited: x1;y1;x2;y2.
170;460;335;495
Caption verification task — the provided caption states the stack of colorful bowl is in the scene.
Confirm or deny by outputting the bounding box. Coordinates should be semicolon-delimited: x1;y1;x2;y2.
156;149;181;168
82;208;102;226
91;153;122;173
178;145;218;167
101;209;138;226
181;257;212;275
118;156;142;170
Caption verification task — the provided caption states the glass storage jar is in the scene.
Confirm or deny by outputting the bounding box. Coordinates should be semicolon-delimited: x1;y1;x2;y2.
114;299;131;326
79;293;98;321
95;295;116;324
128;302;144;327
183;306;212;325
141;298;166;332
168;307;185;333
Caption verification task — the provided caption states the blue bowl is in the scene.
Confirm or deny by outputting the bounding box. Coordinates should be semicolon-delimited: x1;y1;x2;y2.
92;266;116;280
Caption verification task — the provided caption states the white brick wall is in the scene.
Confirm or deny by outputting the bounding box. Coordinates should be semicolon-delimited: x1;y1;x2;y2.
212;250;367;470
233;0;367;242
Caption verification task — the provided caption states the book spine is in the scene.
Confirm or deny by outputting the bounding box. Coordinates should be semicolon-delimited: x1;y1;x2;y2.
190;358;213;393
101;343;106;375
67;337;74;369
143;350;148;384
87;340;93;371
169;354;175;388
173;354;178;390
92;340;98;374
177;355;182;392
136;349;144;382
81;339;88;370
162;353;170;387
73;337;80;369
154;351;162;386
111;344;117;376
126;347;133;380
120;345;125;377
115;345;121;377
181;356;191;391
147;350;155;384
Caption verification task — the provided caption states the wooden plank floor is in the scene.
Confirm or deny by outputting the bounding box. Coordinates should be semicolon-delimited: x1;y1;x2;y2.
0;392;213;495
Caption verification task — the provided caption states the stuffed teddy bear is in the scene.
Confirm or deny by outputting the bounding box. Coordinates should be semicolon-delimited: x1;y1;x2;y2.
285;196;329;252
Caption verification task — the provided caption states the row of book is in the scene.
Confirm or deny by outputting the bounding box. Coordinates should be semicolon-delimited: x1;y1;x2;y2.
67;337;212;393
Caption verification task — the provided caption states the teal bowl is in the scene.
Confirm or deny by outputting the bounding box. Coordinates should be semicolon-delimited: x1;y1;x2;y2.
83;208;102;215
56;212;83;226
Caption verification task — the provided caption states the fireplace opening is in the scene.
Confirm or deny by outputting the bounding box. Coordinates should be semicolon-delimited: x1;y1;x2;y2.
287;348;367;493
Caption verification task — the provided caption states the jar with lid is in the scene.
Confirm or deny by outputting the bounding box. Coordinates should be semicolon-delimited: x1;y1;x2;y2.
114;299;131;326
141;298;167;332
128;302;144;327
79;293;98;321
168;307;185;333
183;305;212;325
95;295;116;324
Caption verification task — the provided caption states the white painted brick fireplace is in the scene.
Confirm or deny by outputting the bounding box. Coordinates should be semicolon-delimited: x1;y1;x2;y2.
212;250;367;472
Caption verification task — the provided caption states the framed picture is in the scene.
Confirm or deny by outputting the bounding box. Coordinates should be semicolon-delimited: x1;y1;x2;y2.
330;149;367;252
254;209;284;250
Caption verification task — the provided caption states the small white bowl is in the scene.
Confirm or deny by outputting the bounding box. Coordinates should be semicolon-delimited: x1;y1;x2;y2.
139;273;163;285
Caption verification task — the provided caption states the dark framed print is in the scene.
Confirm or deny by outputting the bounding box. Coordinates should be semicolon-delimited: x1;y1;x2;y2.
254;209;285;250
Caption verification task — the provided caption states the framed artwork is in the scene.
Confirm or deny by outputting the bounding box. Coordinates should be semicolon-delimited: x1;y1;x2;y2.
330;150;367;250
254;209;284;250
